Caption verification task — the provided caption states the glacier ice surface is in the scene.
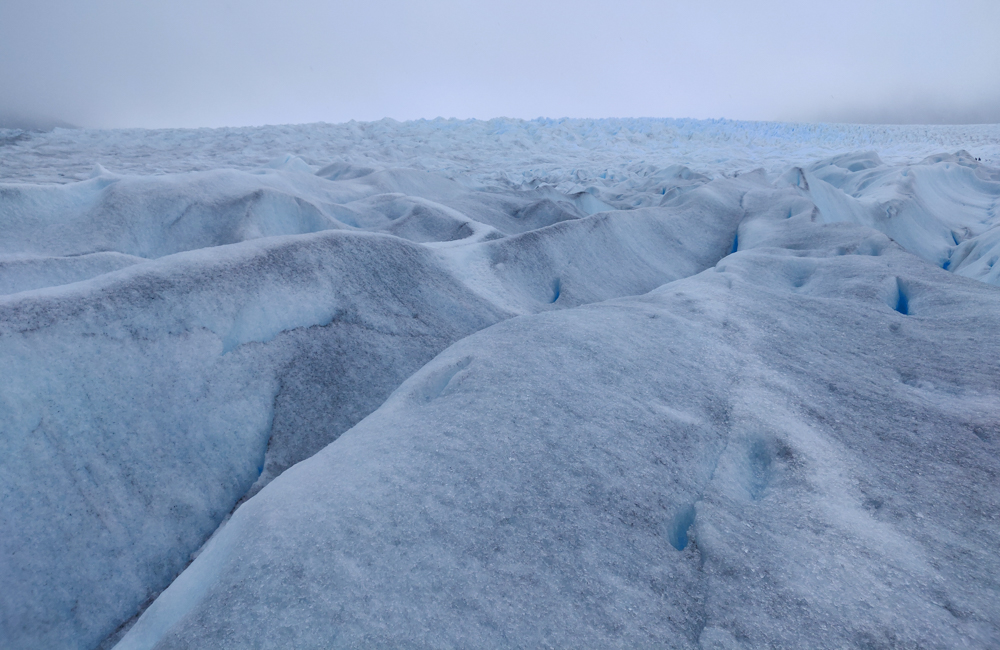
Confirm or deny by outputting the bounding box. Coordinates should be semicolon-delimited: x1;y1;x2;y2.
0;118;998;649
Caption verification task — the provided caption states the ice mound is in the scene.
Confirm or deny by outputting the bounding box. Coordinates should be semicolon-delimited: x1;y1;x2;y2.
781;150;1000;283
119;213;1000;649
0;119;998;649
0;173;757;650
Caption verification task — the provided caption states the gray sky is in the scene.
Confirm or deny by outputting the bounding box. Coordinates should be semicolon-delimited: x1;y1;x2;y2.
1;0;998;129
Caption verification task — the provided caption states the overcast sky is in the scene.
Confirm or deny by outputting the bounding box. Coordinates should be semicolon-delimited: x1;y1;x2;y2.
1;0;998;129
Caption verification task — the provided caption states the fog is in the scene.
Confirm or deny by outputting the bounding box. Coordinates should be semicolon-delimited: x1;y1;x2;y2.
1;0;998;129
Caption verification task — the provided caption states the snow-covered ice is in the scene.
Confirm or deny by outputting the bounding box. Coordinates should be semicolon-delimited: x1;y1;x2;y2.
0;118;998;649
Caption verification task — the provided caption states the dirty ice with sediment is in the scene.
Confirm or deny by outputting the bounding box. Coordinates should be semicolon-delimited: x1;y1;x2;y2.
0;118;999;649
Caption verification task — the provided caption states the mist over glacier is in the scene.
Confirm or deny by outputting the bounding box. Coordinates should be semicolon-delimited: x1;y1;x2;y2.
1;118;999;649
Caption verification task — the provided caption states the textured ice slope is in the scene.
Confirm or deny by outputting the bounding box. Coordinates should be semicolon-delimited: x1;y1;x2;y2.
0;119;998;649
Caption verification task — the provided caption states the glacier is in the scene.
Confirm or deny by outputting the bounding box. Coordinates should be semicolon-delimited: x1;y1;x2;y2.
0;118;998;649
